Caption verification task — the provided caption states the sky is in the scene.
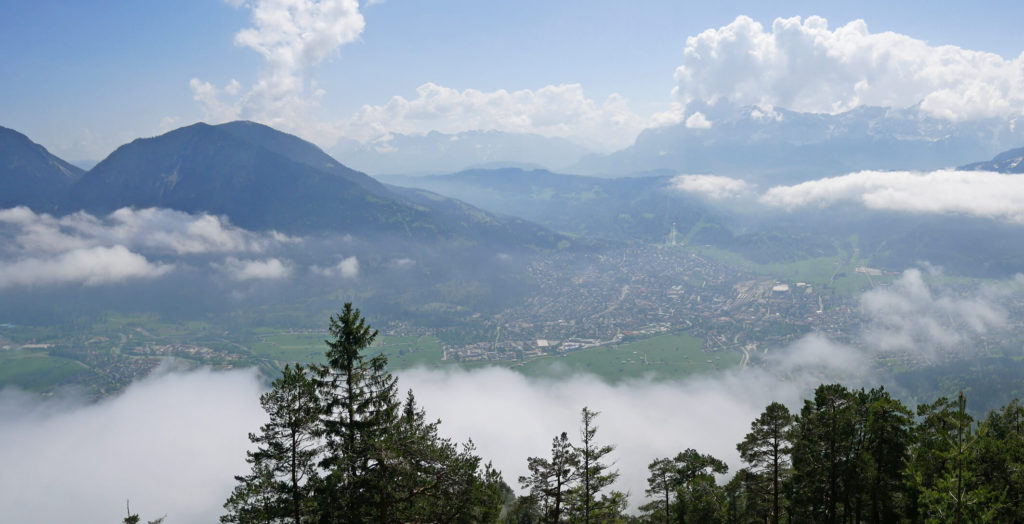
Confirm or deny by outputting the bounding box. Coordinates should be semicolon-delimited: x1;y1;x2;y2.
3;0;1024;161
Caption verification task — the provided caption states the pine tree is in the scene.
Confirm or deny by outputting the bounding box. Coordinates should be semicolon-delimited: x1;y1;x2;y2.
643;449;727;523
568;407;625;523
642;458;675;524
789;384;862;524
521;432;579;523
917;392;1001;523
222;364;320;523
223;303;505;523
314;303;400;521
736;401;793;524
974;399;1024;521
863;388;913;523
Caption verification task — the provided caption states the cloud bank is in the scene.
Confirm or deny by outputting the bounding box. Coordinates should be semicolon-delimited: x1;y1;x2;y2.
759;169;1024;221
0;246;172;288
0;207;297;289
670;174;752;199
0;368;266;523
2;270;1018;518
675;15;1024;121
859;268;1013;356
337;82;656;152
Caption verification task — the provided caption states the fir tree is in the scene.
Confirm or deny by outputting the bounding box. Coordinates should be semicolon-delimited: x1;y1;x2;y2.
221;364;320;523
736;401;793;524
568;407;625;523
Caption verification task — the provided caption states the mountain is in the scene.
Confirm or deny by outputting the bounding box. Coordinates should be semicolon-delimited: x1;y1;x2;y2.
332;130;591;175
66;121;563;248
959;146;1024;173
571;105;1024;182
0;126;84;211
381;168;732;246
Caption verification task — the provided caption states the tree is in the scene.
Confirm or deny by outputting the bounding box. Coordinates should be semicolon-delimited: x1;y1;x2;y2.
974;399;1024;522
223;303;505;523
521;431;579;523
916;392;1000;523
642;458;675;523
789;384;862;524
568;407;625;523
314;303;400;521
123;500;165;524
222;364;320;523
736;401;793;524
643;449;727;523
862;388;913;523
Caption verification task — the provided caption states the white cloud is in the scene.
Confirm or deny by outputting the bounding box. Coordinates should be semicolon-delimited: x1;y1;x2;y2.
0;206;292;256
674;15;1024;121
337;82;655;152
312;255;359;278
218;257;292;280
3;271;1015;516
0;368;265;523
0;245;171;288
193;0;366;134
670;174;752;199
684;111;712;129
859;268;1010;356
759;169;1024;221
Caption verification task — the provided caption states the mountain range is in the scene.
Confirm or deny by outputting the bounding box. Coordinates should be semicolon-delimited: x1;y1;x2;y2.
0;126;84;211
331;129;592;175
0;121;564;249
960;146;1024;173
570;104;1024;181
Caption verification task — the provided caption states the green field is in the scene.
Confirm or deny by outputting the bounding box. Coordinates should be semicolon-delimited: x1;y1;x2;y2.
688;244;893;296
514;333;739;381
0;350;87;391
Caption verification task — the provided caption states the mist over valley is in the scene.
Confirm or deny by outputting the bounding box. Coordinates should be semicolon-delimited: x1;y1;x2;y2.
5;2;1024;522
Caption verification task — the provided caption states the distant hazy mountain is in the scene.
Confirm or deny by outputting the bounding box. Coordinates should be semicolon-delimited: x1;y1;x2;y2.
332;130;591;175
959;146;1024;173
381;168;732;247
0;126;83;211
63;121;563;248
571;105;1024;182
383;167;1024;276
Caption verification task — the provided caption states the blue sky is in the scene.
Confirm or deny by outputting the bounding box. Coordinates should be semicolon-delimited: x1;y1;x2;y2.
3;0;1024;160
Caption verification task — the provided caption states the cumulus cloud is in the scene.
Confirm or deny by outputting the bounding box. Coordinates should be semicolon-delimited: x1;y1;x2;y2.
684;111;712;129
312;255;359;278
670;174;753;199
191;2;668;152
759;169;1024;221
0;206;290;255
337;82;653;152
859;268;1011;356
0;207;303;288
0;246;171;288
192;0;365;134
218;257;293;280
0;369;265;523
674;15;1024;121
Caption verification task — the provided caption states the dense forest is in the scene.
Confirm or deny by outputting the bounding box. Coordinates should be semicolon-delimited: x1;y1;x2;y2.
217;304;1024;523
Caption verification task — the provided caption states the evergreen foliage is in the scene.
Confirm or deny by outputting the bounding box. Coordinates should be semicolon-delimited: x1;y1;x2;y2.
220;305;1024;523
222;303;505;523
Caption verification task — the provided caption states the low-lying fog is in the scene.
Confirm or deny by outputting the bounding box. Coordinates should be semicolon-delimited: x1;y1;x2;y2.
2;269;1019;522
